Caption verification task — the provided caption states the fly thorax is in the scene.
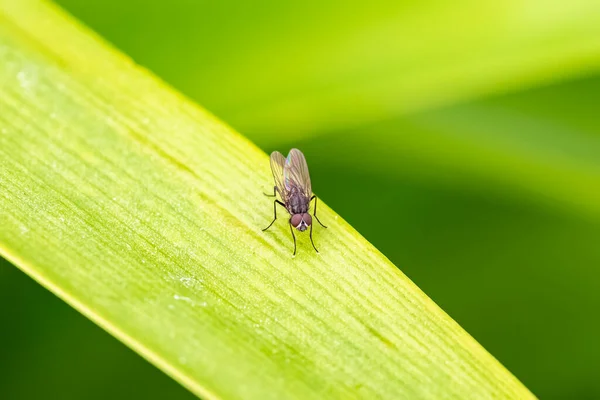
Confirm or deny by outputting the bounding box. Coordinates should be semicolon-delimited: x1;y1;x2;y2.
288;193;309;214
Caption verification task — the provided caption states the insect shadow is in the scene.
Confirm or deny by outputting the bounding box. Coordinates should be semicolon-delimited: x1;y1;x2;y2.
263;149;327;255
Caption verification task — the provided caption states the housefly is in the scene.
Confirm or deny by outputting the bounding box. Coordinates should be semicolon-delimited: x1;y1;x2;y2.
263;148;327;255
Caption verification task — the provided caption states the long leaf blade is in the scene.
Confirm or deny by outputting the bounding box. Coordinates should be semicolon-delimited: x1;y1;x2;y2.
0;1;533;399
54;0;600;140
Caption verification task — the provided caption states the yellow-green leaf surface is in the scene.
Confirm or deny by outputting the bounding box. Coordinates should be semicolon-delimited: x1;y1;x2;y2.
52;0;600;222
0;1;534;399
205;0;600;141
54;0;600;142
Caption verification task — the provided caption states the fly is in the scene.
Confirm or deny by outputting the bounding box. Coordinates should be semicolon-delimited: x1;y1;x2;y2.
263;148;327;255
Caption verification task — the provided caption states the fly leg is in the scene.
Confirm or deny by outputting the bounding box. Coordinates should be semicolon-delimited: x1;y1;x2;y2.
263;200;286;231
310;195;327;228
309;223;319;254
289;220;297;256
263;186;277;197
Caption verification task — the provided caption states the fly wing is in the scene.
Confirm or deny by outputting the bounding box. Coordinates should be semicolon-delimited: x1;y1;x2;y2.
269;151;287;199
284;148;312;198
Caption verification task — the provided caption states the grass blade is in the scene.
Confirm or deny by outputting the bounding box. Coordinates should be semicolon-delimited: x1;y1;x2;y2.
0;1;533;399
56;0;600;141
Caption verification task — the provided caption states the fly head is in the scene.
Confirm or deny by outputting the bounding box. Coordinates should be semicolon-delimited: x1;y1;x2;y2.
291;213;312;232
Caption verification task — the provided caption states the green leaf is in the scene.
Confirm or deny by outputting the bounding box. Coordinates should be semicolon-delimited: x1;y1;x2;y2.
50;0;600;222
0;257;197;400
55;0;600;141
274;77;600;222
0;1;533;399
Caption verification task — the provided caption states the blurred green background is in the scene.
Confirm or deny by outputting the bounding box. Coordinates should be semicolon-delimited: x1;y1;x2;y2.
3;0;600;399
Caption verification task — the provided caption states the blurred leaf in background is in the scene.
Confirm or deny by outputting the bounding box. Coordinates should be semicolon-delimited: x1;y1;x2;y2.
2;0;600;398
53;0;600;140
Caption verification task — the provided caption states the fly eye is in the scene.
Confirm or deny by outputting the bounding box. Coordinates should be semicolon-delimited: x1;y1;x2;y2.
291;214;303;227
303;213;312;226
